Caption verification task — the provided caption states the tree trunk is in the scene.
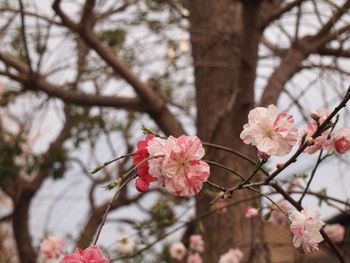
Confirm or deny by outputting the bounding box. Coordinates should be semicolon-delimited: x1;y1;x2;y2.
13;192;36;263
190;1;270;262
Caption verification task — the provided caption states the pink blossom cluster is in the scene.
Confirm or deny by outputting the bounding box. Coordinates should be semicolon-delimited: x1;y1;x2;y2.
218;248;243;263
289;208;325;254
169;234;204;262
241;105;350;157
60;246;109;263
40;236;64;259
302;109;350;154
133;135;210;196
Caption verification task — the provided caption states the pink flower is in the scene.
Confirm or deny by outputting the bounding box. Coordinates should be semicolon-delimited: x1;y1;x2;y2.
60;246;109;263
40;236;64;258
218;248;243;263
189;235;204;253
302;124;331;154
289;208;325;254
133;135;157;192
333;128;350;154
245;207;258;218
240;105;297;156
187;253;203;263
216;199;228;214
323;224;345;243
269;200;292;227
169;242;187;261
148;135;210;196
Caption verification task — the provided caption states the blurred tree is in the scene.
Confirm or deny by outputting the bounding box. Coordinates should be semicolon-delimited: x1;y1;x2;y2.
0;0;350;262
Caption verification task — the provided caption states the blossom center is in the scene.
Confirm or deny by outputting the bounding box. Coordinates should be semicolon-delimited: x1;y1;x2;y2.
264;127;276;139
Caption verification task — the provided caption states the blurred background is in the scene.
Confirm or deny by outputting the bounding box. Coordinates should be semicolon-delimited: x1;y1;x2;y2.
0;0;350;262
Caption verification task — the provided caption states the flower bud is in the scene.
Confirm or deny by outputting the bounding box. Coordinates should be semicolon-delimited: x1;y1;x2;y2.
135;178;149;192
276;163;284;169
311;111;320;122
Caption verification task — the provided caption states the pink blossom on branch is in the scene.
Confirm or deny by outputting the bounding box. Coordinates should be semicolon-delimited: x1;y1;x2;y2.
189;234;205;253
60;246;109;263
289;208;325;254
169;242;187;261
148;135;210;196
333;128;350;154
240;105;297;156
218;248;243;263
323;224;345;243
245;207;259;219
132;135;157;192
40;236;64;258
268;200;292;227
187;253;203;263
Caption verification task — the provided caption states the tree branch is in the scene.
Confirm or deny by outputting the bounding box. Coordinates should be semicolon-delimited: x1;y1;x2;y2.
52;0;185;136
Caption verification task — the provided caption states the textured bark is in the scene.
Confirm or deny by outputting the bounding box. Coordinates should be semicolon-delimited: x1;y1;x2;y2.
12;192;36;263
190;1;269;262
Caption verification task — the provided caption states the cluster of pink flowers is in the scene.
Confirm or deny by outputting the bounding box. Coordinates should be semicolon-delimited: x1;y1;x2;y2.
241;105;350;157
169;234;204;262
60;246;109;262
40;236;64;259
133;135;210;196
218;248;243;263
289;208;325;254
302;109;350;154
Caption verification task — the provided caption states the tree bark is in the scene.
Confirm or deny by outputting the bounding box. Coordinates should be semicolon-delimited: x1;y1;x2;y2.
190;1;269;262
13;191;36;263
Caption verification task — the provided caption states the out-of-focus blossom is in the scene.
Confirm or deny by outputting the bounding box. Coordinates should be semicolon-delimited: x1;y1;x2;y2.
218;248;243;263
0;82;5;96
180;8;190;17
40;236;64;258
189;235;204;253
179;33;190;53
116;236;135;255
169;242;187;261
323;224;345;243
240;105;297;156
187;253;203;263
245;207;259;219
166;46;176;62
333;128;350;154
289;208;325;254
269;200;292;227
133;135;157;192
148;135;210;196
216;199;228;214
60;246;109;263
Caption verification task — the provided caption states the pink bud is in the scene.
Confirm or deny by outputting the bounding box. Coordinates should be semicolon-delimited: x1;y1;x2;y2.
311;111;320;121
135;178;149;192
276;163;284;169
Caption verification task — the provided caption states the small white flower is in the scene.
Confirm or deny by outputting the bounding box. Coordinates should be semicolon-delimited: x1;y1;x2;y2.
116;235;134;255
